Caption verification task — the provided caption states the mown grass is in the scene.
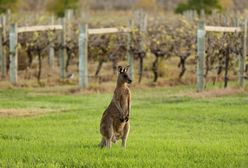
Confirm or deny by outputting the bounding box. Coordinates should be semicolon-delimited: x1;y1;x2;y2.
0;86;248;168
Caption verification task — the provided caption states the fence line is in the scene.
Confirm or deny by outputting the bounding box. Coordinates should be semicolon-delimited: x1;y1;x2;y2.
205;26;242;32
17;25;63;33
1;10;246;91
4;11;145;87
6;23;135;86
88;27;131;35
196;15;247;92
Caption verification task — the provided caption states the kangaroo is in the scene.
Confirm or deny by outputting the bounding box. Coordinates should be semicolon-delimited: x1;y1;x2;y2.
99;65;132;148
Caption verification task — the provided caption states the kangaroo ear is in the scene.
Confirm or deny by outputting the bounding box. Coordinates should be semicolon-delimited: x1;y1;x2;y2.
124;65;130;72
118;66;123;73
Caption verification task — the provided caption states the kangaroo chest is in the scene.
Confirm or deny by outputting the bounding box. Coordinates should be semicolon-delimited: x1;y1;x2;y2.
112;87;130;136
118;88;130;114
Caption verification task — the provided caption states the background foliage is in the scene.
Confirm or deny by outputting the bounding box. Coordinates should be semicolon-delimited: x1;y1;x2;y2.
0;0;18;13
175;0;222;14
47;0;79;17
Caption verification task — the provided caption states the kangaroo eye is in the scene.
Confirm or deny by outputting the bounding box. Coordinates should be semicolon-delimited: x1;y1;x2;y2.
123;75;127;78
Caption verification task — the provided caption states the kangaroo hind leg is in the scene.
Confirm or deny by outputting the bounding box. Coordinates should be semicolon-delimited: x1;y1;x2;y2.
98;137;106;148
121;122;130;148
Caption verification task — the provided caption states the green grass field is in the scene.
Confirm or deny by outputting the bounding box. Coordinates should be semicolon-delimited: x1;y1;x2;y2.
0;86;248;168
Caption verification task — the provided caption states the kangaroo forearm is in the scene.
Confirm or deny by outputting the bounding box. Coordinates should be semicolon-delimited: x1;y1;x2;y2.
113;100;125;117
116;103;123;113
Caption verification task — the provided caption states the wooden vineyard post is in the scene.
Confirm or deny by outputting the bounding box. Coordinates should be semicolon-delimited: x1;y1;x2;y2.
0;16;3;78
239;18;247;87
0;15;7;78
9;24;18;84
49;16;55;69
127;20;134;81
6;9;11;24
60;18;66;80
138;11;147;83
66;9;73;41
196;16;206;92
79;24;88;88
134;10;147;83
193;10;197;21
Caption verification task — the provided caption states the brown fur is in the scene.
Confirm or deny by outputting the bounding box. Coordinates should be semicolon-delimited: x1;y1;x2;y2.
99;65;132;148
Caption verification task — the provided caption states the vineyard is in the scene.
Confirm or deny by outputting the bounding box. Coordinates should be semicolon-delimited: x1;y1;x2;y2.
0;10;247;90
1;6;248;167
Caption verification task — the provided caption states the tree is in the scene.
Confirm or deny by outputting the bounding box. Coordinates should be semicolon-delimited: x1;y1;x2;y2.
0;0;18;13
47;0;79;17
175;0;222;15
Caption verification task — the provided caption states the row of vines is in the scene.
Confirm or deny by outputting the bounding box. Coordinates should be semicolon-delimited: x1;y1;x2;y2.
0;11;247;87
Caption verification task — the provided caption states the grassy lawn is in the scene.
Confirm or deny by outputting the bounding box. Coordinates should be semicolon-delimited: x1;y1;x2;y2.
0;86;248;167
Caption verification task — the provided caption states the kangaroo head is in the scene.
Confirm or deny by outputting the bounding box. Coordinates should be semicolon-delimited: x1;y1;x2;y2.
117;65;132;85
